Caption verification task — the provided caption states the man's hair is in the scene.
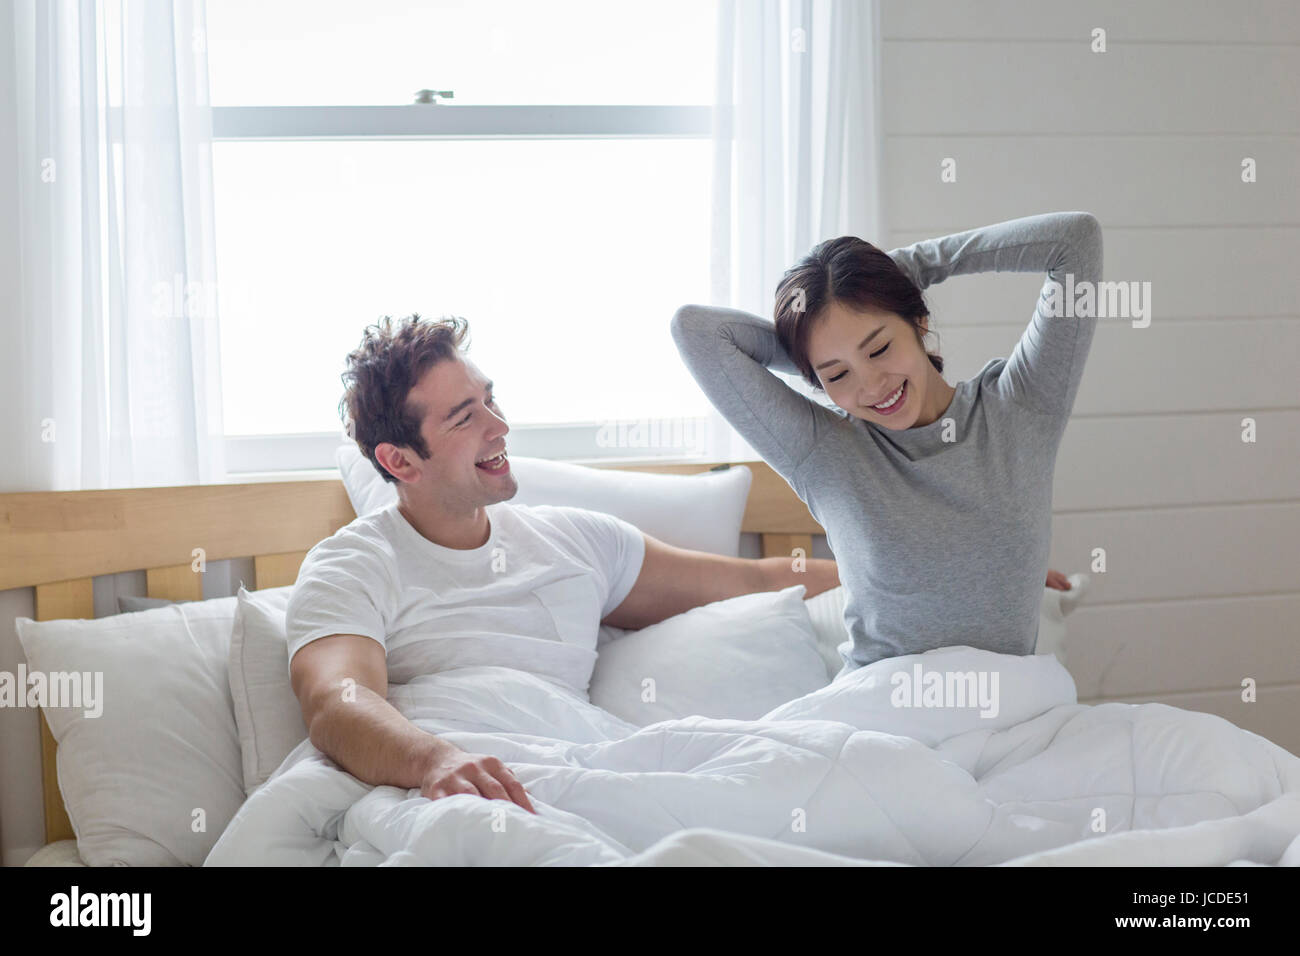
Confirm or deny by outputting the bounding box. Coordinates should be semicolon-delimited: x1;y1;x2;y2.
338;313;471;483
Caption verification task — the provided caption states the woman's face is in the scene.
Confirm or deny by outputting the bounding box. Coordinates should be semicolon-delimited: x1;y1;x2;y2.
806;301;949;430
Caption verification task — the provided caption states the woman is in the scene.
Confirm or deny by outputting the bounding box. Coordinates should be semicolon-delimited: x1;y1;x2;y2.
671;211;1102;678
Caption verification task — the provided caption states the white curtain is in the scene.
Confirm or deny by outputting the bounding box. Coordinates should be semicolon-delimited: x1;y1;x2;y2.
707;0;885;459
1;0;225;493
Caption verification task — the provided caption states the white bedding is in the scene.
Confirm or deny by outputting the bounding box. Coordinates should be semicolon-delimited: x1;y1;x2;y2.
25;840;87;867
205;646;1300;867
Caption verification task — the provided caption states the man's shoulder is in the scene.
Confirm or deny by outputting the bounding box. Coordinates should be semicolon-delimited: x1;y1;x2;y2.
502;500;573;522
501;501;623;536
501;503;642;572
301;505;400;573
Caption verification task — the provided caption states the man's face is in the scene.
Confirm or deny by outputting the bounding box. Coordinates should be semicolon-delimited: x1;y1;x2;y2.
381;356;517;512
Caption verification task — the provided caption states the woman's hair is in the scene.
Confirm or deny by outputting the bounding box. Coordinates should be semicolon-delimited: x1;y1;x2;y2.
338;313;471;483
773;236;943;391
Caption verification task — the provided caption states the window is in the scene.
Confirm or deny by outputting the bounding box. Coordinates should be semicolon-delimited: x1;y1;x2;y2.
208;0;719;474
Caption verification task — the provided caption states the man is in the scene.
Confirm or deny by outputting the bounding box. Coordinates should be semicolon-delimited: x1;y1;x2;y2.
287;313;841;816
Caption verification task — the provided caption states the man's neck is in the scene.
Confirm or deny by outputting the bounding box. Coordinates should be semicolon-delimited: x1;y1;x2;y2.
397;496;492;550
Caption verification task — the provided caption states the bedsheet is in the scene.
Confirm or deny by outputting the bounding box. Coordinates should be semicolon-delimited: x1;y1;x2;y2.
205;646;1300;866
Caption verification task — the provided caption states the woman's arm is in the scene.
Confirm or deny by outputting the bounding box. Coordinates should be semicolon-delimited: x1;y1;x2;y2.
887;211;1103;419
670;304;843;480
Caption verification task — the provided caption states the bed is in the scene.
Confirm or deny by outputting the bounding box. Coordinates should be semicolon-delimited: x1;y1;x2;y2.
7;456;1300;867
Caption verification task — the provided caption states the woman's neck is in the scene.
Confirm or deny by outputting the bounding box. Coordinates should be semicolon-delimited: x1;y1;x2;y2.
912;375;957;428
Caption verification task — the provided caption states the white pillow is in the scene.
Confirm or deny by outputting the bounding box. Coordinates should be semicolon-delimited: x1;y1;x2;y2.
1034;572;1090;666
802;574;1093;680
588;585;828;725
14;600;246;867
335;443;753;557
801;585;853;680
336;439;398;517
229;585;309;793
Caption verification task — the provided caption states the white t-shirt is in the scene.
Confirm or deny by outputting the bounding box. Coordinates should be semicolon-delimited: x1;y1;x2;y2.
285;500;647;696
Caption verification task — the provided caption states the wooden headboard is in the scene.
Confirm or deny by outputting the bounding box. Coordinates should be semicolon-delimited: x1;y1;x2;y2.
0;460;824;846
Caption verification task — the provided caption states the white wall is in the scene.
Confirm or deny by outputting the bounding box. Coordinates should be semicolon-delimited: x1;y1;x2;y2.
877;0;1300;748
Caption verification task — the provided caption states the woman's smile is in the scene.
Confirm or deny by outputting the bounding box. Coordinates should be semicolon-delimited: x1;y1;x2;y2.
868;380;908;414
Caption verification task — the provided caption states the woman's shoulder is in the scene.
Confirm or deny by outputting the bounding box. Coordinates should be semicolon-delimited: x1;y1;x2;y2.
977;357;1061;422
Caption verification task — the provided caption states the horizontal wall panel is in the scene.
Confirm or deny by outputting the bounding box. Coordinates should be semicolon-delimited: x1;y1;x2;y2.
883;45;1300;135
883;137;1300;230
1053;411;1300;512
1046;501;1300;603
888;227;1300;321
1046;317;1297;416
883;0;1300;43
1066;594;1300;698
912;318;1300;415
1078;683;1300;758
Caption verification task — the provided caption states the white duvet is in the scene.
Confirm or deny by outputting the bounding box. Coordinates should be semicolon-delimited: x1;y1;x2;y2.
204;646;1300;866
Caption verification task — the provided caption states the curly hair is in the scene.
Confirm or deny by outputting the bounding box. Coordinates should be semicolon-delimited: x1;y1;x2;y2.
773;236;943;391
338;313;471;483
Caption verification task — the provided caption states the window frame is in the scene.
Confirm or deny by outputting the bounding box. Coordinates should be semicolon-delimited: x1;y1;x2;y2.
212;103;718;476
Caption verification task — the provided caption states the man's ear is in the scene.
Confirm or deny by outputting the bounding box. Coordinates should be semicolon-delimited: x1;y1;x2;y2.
373;441;403;481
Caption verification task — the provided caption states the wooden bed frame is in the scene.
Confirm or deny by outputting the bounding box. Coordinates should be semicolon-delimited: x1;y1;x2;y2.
0;460;824;847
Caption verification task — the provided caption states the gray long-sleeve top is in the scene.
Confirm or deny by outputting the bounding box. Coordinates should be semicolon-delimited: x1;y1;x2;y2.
671;211;1104;676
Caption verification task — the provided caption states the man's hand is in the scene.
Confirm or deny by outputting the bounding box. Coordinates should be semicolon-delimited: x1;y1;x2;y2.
420;745;537;814
1045;569;1071;591
755;556;840;600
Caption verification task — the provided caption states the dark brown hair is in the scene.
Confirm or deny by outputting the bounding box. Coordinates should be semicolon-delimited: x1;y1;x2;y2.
338;313;471;483
773;236;943;391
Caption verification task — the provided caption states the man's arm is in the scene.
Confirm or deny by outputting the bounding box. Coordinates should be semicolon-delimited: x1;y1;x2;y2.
599;529;1074;632
289;633;535;812
600;533;839;630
